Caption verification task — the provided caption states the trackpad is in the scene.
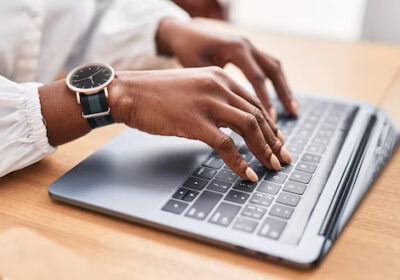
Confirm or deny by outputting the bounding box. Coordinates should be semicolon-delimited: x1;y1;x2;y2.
49;128;212;213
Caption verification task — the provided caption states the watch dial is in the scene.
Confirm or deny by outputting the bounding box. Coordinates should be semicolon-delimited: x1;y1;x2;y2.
69;64;113;90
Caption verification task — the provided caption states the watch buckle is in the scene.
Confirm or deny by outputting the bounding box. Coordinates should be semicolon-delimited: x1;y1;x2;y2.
82;108;111;119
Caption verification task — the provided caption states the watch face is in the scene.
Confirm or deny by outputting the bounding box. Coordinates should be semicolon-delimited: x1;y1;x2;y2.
67;63;114;93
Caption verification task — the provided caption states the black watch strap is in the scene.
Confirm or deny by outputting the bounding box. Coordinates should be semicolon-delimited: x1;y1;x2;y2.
79;89;114;129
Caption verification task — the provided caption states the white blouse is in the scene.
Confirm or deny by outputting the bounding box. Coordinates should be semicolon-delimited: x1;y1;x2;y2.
0;0;188;177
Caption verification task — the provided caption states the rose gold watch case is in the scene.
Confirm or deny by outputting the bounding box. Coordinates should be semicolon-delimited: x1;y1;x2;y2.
66;62;115;96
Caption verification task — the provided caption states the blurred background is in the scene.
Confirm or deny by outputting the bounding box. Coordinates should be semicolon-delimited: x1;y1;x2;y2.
172;0;400;45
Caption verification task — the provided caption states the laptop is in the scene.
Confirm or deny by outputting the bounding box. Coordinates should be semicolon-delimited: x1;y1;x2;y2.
48;76;400;268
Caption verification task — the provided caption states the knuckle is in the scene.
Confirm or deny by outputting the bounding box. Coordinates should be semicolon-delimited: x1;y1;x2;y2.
208;66;224;76
215;134;234;152
244;113;258;130
229;38;248;55
252;107;264;123
232;153;244;169
269;136;282;151
201;73;220;89
264;145;273;158
271;59;283;74
274;58;282;68
253;99;263;109
196;97;214;116
252;72;266;85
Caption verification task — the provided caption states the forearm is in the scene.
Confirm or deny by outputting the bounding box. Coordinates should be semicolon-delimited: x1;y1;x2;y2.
156;17;180;56
38;80;91;146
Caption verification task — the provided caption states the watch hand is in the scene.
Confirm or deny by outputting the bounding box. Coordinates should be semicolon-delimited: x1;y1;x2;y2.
90;76;94;85
92;69;103;77
72;76;91;83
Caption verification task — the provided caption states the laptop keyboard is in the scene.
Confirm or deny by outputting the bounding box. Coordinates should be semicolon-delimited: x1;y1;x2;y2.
162;98;350;240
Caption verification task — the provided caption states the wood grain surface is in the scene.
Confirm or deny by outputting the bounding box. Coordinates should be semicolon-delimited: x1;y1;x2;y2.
1;19;399;280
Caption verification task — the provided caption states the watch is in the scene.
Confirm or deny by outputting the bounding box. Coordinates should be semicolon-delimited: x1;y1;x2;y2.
66;62;115;129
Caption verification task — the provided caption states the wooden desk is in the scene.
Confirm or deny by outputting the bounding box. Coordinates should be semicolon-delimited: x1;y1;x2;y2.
1;20;400;279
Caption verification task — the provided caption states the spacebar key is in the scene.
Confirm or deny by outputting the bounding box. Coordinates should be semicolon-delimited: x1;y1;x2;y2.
185;191;223;220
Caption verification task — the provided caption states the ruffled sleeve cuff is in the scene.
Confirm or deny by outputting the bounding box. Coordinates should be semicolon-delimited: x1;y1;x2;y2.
0;76;56;177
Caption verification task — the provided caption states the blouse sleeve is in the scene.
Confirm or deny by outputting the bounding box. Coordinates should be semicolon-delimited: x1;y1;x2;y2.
85;0;190;70
0;76;56;177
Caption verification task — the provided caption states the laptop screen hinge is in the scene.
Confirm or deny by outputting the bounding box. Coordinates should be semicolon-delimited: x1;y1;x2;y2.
320;114;376;240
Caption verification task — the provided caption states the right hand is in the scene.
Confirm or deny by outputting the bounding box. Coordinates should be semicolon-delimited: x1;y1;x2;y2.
108;67;292;182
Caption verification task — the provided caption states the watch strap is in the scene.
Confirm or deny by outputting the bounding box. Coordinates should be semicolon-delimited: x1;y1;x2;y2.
79;90;114;129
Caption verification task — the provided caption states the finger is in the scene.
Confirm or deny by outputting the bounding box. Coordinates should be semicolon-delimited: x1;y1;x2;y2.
224;77;286;143
223;94;291;164
252;48;299;116
212;102;284;170
200;124;259;182
227;48;278;121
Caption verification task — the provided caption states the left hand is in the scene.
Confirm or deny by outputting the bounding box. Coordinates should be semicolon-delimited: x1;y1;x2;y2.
157;18;298;121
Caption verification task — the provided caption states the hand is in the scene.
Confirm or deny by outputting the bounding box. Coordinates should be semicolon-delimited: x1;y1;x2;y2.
157;18;298;121
108;67;292;182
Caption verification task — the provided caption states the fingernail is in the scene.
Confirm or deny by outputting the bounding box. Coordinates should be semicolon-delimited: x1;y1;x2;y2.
280;147;292;163
246;167;259;182
270;154;281;170
291;100;299;116
277;130;285;143
269;107;277;121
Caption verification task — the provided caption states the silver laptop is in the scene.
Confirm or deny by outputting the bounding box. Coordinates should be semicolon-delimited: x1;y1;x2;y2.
48;81;400;268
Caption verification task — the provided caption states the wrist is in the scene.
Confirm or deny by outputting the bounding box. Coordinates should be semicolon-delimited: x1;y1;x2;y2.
107;72;137;125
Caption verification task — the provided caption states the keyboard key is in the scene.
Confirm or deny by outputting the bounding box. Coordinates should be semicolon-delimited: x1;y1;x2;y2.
313;136;330;145
183;177;208;190
286;144;303;155
290;137;308;146
296;161;317;174
325;115;340;125
233;180;258;193
224;190;250;205
241;204;267;220
254;169;267;180
257;181;280;195
296;128;313;138
258;217;287;240
172;188;188;200
249;192;274;207
280;127;294;137
239;144;250;154
269;204;294;219
291;155;299;163
276;192;301;207
249;159;267;172
290;170;312;184
185;191;223;220
317;129;334;138
302;153;321;164
239;153;253;162
216;169;238;183
305;115;319;125
264;171;287;184
162;199;188;214
233;217;258;233
280;164;294;174
182;190;199;202
209;202;241;227
202;156;224;169
193;167;218;180
283;181;307;195
207;179;232;193
301;122;317;131
307;144;326;155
